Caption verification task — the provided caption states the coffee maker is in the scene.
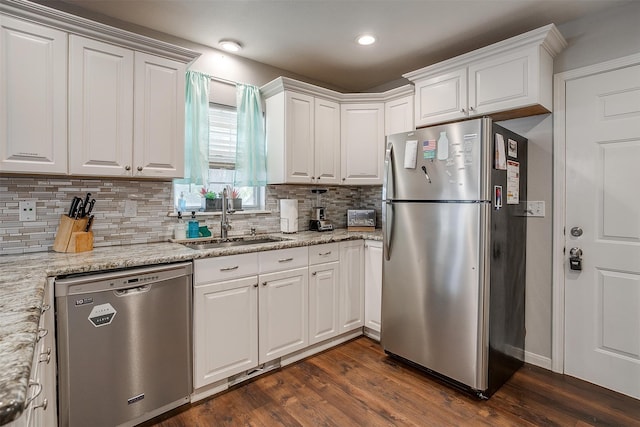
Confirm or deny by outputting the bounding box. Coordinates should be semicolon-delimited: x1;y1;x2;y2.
309;189;333;232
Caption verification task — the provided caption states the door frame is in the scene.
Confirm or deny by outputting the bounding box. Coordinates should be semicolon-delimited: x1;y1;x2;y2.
551;52;640;374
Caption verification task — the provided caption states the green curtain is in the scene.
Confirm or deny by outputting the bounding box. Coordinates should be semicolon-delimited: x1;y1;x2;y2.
234;83;267;187
177;70;210;185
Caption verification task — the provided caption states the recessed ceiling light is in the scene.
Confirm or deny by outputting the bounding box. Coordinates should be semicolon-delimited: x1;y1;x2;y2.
219;39;242;52
357;34;376;46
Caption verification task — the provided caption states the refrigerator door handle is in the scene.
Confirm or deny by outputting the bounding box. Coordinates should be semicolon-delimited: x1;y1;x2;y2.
383;142;394;201
383;142;394;261
384;201;393;260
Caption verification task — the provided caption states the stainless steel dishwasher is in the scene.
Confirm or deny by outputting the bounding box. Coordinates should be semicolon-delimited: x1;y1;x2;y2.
55;262;192;427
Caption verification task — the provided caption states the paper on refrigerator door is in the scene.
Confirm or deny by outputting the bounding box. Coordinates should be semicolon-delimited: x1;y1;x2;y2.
404;140;418;169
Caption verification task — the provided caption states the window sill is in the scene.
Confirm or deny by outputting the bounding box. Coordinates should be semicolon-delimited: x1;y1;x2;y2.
168;210;272;217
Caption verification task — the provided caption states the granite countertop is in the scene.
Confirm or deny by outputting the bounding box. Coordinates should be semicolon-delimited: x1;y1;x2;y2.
0;229;381;425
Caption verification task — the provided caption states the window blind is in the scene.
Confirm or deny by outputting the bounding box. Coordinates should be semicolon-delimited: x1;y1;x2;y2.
209;104;237;168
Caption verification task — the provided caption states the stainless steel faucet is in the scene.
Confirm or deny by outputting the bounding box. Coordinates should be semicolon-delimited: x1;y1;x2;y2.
221;188;232;239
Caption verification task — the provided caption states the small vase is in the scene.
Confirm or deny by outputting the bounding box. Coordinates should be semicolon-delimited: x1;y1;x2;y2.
205;198;222;211
232;199;242;211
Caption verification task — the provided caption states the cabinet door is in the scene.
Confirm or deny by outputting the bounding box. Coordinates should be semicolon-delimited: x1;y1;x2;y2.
414;68;467;127
285;91;315;183
364;241;383;335
340;103;384;185
259;267;308;363
385;95;414;136
193;276;258;388
468;46;542;116
0;16;67;174
309;261;340;345
133;52;185;178
68;36;134;176
313;97;340;184
339;240;365;332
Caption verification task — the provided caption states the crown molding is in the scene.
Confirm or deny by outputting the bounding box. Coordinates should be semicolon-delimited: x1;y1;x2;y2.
0;0;200;64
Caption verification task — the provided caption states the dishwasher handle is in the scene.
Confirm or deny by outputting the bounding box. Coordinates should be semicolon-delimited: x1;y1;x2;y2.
114;284;151;296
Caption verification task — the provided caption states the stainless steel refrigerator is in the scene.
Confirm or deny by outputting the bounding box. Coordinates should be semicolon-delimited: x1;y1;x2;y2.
381;117;526;398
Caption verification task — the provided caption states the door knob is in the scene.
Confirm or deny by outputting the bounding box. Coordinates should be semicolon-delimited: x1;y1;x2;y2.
570;227;583;237
569;247;583;271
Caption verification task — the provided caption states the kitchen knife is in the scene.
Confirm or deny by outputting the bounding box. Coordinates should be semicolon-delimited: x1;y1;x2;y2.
84;215;94;232
68;197;80;217
81;192;92;217
85;199;96;216
74;200;84;219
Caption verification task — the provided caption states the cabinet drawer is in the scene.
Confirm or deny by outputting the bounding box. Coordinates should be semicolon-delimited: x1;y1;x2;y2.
308;243;339;265
194;253;259;285
259;247;308;273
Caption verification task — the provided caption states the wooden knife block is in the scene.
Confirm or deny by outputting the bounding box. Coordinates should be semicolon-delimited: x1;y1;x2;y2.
53;215;93;253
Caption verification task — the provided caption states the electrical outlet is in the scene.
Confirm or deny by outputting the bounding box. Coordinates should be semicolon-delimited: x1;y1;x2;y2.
526;201;545;217
124;200;137;216
19;201;36;221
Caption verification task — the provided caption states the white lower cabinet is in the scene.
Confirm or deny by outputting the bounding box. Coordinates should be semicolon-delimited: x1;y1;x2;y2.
308;243;341;345
364;240;383;339
339;240;365;332
193;275;258;388
193;253;259;389
258;267;309;362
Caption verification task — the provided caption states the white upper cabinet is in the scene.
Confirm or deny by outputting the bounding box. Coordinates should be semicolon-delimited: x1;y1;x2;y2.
133;52;186;178
385;94;415;136
69;40;185;178
0;2;199;177
265;88;340;184
0;15;67;174
405;24;567;127
262;78;413;186
68;36;134;176
340;103;384;185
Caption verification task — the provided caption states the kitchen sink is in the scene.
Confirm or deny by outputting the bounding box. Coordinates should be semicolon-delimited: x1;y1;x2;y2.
181;236;287;250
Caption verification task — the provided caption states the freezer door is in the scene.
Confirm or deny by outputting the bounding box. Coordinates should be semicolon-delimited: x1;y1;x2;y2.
381;201;490;390
385;118;491;202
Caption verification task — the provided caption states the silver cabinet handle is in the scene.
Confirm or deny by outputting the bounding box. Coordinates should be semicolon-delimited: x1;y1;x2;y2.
33;398;48;411
278;257;294;263
125;165;131;171
26;380;42;405
460;108;466;114
37;328;48;341
318;251;332;256
137;166;143;172
220;265;239;272
39;348;51;364
312;272;317;276
41;304;50;313
253;283;258;288
262;282;267;287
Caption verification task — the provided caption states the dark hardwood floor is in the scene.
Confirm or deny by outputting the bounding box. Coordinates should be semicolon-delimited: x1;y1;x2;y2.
145;337;640;426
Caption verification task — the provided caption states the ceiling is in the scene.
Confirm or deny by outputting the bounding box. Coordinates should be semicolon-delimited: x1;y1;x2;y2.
51;0;629;92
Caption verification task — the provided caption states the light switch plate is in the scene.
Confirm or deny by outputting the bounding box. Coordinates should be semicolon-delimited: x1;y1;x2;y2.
19;201;36;221
526;201;545;217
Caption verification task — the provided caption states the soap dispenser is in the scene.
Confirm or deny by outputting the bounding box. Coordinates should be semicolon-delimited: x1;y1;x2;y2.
188;211;199;239
174;211;186;240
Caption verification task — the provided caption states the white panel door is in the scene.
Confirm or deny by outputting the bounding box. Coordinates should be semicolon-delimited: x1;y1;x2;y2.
313;97;340;184
308;261;340;345
133;52;185;178
258;267;308;363
193;276;258;388
385;95;414;136
565;63;640;399
364;240;383;334
339;240;365;332
0;16;67;174
68;36;134;176
285;91;314;183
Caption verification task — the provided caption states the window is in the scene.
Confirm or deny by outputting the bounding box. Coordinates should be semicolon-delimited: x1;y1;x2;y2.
174;103;265;212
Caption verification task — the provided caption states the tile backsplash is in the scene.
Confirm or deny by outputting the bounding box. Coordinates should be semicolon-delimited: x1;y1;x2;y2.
0;176;382;255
